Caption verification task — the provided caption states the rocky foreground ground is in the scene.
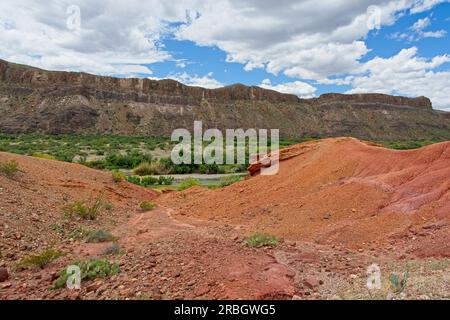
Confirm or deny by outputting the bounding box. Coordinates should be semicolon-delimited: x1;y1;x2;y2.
0;138;449;300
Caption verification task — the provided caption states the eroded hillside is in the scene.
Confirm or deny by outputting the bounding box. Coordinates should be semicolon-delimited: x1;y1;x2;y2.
1;139;448;300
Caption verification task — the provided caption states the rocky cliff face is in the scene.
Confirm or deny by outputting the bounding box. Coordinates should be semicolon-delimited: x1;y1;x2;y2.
313;93;432;110
0;59;448;140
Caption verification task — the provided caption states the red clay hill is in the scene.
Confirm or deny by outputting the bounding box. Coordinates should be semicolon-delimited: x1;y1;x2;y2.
161;137;450;257
1;138;449;300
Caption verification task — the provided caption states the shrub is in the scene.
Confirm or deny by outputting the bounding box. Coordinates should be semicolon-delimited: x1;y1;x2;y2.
141;176;159;186
68;226;92;240
127;175;157;187
104;202;114;211
105;151;152;169
159;157;195;174
219;175;243;187
140;201;156;211
0;160;19;178
85;230;117;243
55;152;75;163
199;163;224;174
63;197;103;220
126;175;142;186
134;162;168;176
51;224;64;235
16;249;64;270
84;160;107;169
52;259;120;289
102;242;120;256
244;233;279;248
389;272;409;293
177;178;200;191
112;170;125;183
32;153;57;160
126;175;173;187
158;175;174;186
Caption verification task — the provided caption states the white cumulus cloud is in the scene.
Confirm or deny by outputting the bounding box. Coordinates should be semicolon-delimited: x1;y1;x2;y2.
0;0;448;109
345;47;450;109
176;0;428;80
390;16;447;41
410;0;449;13
165;72;224;89
259;79;317;99
0;0;192;76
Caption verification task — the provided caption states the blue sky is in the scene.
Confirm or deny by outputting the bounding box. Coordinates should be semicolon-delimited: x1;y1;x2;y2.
149;2;450;99
0;0;449;110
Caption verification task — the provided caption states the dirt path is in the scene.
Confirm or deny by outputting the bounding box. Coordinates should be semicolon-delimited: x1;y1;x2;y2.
76;207;298;299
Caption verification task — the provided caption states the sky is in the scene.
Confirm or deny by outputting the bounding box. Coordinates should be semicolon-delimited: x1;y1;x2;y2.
0;0;449;110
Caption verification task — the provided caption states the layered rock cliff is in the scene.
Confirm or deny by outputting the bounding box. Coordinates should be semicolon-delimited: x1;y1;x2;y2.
0;59;448;140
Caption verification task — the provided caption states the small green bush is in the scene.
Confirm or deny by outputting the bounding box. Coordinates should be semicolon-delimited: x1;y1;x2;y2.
105;151;152;169
140;176;159;186
68;226;92;240
104;202;114;211
63;197;103;220
112;171;125;183
126;175;143;186
140;201;156;211
32;153;57;160
85;230;117;243
383;140;439;150
177;178;200;191
219;175;243;187
199;163;224;174
16;249;64;270
157;175;174;186
128;175;157;186
126;175;174;187
244;233;279;248
84;160;107;169
0;160;19;178
51;224;64;235
102;242;120;256
389;272;409;293
134;162;168;176
52;259;120;289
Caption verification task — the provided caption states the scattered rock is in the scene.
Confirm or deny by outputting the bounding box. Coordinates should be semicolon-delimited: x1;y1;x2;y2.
1;282;12;289
0;267;9;282
303;278;320;290
172;271;181;278
86;283;101;293
194;285;210;297
187;280;196;287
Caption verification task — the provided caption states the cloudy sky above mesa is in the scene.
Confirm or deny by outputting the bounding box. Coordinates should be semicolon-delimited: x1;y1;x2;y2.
0;0;449;110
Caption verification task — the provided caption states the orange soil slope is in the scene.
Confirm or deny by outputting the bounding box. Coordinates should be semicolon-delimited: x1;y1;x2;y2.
162;138;450;255
0;152;157;253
